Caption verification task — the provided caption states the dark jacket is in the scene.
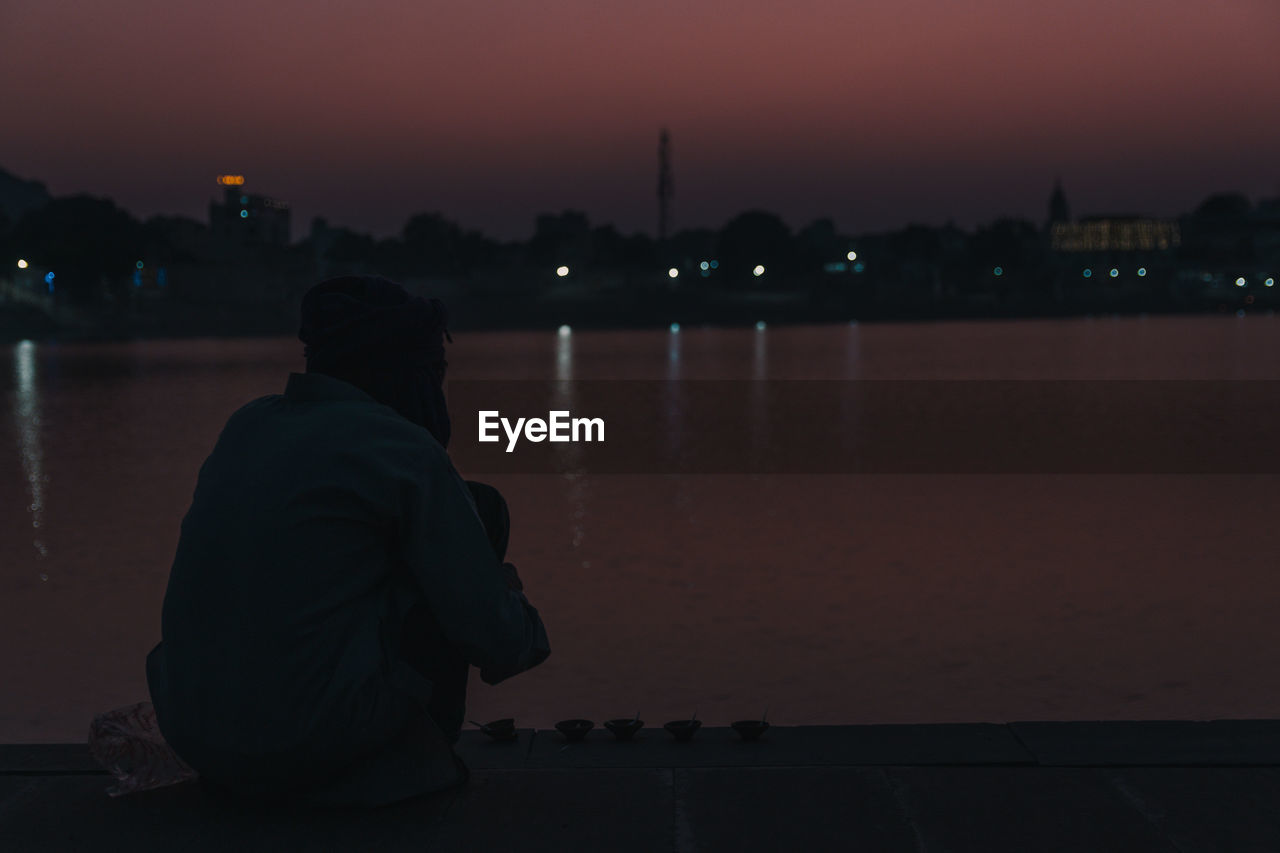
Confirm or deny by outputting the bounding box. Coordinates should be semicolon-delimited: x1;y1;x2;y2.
146;372;550;805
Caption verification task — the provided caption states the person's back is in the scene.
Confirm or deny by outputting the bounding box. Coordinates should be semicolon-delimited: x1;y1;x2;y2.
146;276;550;806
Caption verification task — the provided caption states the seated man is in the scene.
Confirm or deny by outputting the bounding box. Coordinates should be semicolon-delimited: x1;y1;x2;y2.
146;276;550;807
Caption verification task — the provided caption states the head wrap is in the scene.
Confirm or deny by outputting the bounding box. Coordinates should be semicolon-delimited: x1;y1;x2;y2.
298;275;454;447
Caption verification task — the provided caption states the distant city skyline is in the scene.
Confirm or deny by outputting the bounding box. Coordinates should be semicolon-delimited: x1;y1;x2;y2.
3;0;1277;241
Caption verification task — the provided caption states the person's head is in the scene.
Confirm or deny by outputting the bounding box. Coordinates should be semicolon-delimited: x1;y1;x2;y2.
298;275;453;447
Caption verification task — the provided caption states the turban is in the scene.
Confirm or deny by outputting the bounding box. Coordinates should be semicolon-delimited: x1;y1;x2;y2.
298;275;453;448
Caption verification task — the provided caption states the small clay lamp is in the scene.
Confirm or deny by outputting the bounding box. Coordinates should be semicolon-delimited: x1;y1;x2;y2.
604;712;643;741
663;711;701;742
731;708;770;742
470;718;517;742
731;720;770;741
555;719;594;742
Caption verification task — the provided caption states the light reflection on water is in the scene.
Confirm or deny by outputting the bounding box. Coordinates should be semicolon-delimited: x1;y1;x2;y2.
3;317;1280;741
553;330;589;563
11;341;48;577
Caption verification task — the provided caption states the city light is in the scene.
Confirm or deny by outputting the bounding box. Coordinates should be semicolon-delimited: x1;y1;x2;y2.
1266;278;1275;287
669;323;681;333
557;324;572;336
668;268;679;279
846;251;857;261
135;261;144;270
1236;277;1246;287
239;209;248;219
755;321;767;330
753;265;765;276
16;259;27;269
1083;269;1092;278
216;175;245;186
699;261;709;271
556;266;570;278
709;260;719;269
1110;268;1119;278
993;266;1003;276
1138;268;1147;277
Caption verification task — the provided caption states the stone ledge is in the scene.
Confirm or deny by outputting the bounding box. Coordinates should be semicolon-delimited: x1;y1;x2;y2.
8;721;1280;777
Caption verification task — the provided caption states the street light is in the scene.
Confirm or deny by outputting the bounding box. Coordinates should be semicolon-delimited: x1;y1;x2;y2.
667;268;679;279
556;266;570;278
17;259;28;269
753;265;765;277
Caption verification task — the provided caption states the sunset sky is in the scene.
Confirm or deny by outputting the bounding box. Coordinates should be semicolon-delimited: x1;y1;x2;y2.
3;0;1277;240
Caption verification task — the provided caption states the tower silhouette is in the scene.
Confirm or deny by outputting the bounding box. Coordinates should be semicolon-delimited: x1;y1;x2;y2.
657;128;673;243
1047;177;1070;228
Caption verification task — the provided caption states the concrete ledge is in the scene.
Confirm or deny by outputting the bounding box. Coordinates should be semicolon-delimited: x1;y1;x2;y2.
0;744;105;775
1009;720;1280;765
524;724;1034;768
10;721;1280;777
6;726;1280;853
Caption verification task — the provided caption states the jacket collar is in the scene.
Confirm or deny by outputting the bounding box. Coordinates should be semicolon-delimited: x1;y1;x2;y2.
284;371;378;405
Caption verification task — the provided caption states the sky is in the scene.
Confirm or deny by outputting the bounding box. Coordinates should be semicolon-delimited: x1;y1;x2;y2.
2;0;1278;241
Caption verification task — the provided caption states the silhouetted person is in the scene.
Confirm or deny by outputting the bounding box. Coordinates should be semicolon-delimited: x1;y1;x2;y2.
145;276;550;807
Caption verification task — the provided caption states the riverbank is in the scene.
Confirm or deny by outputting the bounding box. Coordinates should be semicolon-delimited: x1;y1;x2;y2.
1;285;1268;345
4;721;1279;850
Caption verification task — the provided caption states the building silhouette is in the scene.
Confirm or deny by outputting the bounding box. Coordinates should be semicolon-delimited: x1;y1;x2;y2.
1047;178;1070;229
210;185;290;248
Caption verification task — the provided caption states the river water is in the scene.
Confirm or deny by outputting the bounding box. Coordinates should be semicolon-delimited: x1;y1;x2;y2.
2;315;1278;742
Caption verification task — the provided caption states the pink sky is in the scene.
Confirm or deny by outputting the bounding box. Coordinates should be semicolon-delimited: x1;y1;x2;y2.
2;0;1277;239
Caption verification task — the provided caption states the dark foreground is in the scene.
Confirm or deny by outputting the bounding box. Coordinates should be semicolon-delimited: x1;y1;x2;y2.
5;721;1280;851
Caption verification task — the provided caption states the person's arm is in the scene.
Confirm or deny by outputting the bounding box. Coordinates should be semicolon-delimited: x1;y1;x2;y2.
401;445;550;685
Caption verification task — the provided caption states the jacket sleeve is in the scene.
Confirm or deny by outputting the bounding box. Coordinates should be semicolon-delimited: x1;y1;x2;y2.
400;444;550;685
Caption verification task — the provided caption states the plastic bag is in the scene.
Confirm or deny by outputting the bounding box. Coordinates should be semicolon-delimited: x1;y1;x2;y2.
88;701;198;796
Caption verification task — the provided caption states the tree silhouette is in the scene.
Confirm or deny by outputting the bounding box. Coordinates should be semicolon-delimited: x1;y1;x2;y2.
12;195;143;302
717;211;794;284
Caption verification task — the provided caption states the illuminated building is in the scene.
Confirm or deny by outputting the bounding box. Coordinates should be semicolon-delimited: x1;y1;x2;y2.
1050;217;1181;253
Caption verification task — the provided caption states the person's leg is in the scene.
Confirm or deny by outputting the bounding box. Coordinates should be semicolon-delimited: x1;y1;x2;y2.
398;481;510;743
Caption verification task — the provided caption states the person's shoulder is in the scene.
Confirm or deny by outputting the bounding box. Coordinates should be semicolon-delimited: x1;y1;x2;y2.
231;392;285;416
342;403;452;469
218;393;285;430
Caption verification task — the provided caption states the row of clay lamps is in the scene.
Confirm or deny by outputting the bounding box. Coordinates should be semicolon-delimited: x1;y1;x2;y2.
471;717;769;742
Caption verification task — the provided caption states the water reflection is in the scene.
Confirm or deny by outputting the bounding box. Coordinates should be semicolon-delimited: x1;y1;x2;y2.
12;341;49;578
665;326;693;524
552;329;590;565
842;323;863;462
750;323;769;462
665;324;684;460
